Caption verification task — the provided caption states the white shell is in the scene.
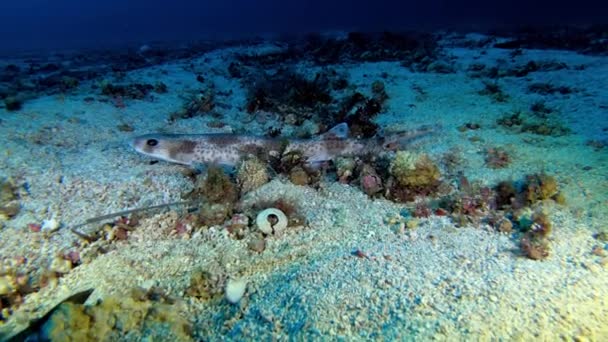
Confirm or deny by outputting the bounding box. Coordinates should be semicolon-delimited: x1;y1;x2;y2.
225;278;247;304
256;208;288;234
41;218;60;233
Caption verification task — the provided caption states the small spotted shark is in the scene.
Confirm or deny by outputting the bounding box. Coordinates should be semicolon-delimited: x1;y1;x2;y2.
130;123;434;167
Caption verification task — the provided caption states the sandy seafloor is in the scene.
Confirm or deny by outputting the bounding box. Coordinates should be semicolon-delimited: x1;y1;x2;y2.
0;32;607;340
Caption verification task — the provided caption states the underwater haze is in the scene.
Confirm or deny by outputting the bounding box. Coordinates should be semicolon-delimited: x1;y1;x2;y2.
1;0;607;51
1;0;608;341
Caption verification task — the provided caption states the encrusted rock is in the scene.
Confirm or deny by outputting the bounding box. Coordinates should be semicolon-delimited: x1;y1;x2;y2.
225;214;249;238
359;164;383;195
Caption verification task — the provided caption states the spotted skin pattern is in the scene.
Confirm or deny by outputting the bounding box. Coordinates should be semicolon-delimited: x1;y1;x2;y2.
130;123;433;167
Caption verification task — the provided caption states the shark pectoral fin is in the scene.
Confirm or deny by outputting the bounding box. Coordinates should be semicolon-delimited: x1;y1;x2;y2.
304;161;326;171
317;122;349;140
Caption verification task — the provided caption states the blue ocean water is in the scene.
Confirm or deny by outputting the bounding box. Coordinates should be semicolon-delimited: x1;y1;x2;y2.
0;1;607;341
1;0;606;52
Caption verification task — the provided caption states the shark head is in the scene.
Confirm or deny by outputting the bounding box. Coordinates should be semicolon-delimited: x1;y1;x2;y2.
130;134;198;165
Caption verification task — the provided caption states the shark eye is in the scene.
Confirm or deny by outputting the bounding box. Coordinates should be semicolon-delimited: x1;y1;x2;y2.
384;142;398;150
146;139;159;146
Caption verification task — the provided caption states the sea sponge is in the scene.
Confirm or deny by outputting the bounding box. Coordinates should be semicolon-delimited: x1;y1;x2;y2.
186;269;226;301
495;180;517;209
236;157;269;194
288;167;310;186
335;157;356;182
43;291;192;341
188;167;238;226
277;150;305;173
520;233;550;260
194;166;238;205
390;151;441;189
519;206;554;260
0;268;35;322
199;202;232;226
484;147;511;169
388;152;442;202
523;173;560;204
43;302;92;341
531;210;552;236
390;151;416;178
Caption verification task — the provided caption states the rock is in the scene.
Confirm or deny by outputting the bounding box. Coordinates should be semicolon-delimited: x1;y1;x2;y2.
359;164;383;196
0;202;20;220
3;96;22;111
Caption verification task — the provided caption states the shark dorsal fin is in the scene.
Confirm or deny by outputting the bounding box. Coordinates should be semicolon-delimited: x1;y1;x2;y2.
318;122;349;140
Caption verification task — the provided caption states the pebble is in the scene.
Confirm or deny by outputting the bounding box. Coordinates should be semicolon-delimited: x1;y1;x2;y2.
248;238;266;253
41;218;60;233
497;218;513;233
225;278;247;304
50;256;72;274
0;276;15;295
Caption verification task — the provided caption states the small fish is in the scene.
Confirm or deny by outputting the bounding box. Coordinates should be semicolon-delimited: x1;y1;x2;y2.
130;123;434;167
